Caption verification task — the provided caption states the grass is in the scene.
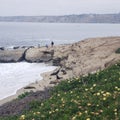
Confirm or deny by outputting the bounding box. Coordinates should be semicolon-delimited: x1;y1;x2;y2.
0;62;120;120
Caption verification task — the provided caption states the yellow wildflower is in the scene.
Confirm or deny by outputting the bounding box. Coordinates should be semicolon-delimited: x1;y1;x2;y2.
57;94;60;96
97;92;100;96
78;112;82;116
114;109;117;112
37;112;40;115
72;115;76;120
85;88;88;91
70;91;73;94
55;109;59;112
85;110;88;114
86;118;90;120
20;115;25;120
49;111;52;114
93;84;96;87
90;87;93;90
114;112;117;115
103;97;106;101
99;110;103;113
87;103;91;106
41;103;44;106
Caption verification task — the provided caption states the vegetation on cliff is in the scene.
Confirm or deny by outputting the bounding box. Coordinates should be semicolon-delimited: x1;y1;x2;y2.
116;48;120;54
0;62;120;120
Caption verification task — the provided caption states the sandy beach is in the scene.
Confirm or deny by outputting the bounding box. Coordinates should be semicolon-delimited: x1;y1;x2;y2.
0;36;120;106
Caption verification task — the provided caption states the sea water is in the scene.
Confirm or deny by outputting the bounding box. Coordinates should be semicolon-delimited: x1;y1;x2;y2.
0;22;120;47
0;62;56;100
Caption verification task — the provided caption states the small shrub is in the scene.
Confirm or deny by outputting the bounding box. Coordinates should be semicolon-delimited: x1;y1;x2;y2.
115;48;120;54
18;92;29;99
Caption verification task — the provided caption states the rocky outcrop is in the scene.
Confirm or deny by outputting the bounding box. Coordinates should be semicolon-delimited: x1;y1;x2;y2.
0;37;120;116
0;48;26;62
47;37;120;79
25;47;54;63
0;37;120;77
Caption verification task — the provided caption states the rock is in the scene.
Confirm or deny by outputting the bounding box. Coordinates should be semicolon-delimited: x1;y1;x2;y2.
24;86;36;89
13;46;20;49
25;47;54;62
21;46;28;49
56;74;62;79
0;49;26;62
50;80;60;84
50;68;60;76
0;37;119;75
52;57;61;66
0;47;5;50
61;68;67;75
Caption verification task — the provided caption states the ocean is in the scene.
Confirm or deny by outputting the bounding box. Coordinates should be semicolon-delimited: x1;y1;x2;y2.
0;22;120;47
0;22;120;100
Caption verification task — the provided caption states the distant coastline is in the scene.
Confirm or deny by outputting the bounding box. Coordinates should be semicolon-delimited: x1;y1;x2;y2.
0;13;120;23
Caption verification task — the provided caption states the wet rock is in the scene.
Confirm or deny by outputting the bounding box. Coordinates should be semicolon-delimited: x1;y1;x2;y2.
50;68;60;76
24;86;36;89
0;47;5;50
13;46;20;49
56;74;62;79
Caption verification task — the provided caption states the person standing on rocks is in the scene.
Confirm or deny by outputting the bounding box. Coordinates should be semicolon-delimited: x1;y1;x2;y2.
51;41;54;47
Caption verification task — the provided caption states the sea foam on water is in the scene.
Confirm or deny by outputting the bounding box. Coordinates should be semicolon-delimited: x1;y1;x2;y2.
0;62;56;100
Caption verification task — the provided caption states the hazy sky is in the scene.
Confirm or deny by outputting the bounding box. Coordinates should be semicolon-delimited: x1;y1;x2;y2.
0;0;120;16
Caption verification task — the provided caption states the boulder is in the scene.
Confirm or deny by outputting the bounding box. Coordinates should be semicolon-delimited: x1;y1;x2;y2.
13;46;20;49
0;49;25;62
0;47;5;50
25;47;54;63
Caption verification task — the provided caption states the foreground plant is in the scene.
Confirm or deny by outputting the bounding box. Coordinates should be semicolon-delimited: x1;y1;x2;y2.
115;48;120;54
0;62;120;120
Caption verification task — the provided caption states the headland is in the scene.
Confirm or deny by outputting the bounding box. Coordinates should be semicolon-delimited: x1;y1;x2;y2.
0;36;120;115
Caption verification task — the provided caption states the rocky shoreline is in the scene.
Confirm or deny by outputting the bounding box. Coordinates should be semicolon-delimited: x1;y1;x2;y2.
1;36;120;75
0;36;120;116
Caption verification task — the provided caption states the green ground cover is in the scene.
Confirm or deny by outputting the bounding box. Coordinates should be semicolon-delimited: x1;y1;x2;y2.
0;62;120;120
116;48;120;54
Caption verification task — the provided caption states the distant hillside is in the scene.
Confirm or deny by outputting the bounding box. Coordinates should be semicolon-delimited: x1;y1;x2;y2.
0;13;120;23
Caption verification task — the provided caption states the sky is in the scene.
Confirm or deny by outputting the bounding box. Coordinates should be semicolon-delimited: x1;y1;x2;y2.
0;0;120;16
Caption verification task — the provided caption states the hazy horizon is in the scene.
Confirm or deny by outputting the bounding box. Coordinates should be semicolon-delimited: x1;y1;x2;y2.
0;0;120;16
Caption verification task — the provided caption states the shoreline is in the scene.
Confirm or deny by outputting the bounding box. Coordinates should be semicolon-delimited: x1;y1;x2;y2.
0;36;120;107
0;65;58;106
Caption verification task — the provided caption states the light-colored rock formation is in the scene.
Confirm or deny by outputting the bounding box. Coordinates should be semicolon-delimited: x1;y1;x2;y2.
25;47;54;62
0;48;26;62
0;37;119;78
52;37;120;78
24;36;120;79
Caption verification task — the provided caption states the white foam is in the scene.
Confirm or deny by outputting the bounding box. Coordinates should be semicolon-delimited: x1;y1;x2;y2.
0;62;56;100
